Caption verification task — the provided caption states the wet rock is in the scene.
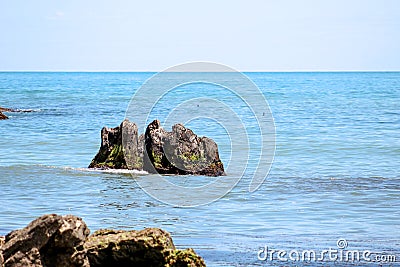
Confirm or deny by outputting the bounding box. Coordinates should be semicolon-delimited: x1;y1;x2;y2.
0;107;14;119
89;119;225;176
0;107;14;112
2;214;89;267
89;119;143;170
0;112;8;120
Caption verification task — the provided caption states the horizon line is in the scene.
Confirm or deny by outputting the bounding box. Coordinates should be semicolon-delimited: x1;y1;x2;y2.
0;69;400;73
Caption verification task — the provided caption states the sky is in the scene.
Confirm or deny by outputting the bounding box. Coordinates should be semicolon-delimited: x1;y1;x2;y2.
0;0;399;71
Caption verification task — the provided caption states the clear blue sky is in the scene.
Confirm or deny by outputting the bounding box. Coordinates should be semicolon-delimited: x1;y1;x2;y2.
1;0;399;71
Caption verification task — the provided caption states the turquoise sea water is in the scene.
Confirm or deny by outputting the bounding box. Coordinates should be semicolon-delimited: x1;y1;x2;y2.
0;72;399;266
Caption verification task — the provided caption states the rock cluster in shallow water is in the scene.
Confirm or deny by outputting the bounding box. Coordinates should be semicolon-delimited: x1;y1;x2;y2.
0;214;206;267
89;119;225;177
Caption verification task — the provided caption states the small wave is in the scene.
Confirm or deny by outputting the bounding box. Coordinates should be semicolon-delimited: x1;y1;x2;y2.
79;167;148;175
1;108;42;113
19;164;148;175
12;108;42;113
59;166;148;175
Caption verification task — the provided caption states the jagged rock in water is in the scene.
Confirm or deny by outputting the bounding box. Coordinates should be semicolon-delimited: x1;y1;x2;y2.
89;119;225;176
144;120;225;176
0;107;14;112
0;214;206;267
0;107;9;120
0;112;7;120
88;119;144;170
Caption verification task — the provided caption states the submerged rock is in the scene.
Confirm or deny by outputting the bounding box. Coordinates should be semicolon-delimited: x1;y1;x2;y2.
89;119;225;176
0;214;206;267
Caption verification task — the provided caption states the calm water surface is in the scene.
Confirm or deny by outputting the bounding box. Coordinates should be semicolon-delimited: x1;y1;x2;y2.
0;72;399;266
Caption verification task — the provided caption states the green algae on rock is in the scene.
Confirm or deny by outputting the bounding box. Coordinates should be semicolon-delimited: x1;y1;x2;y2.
89;119;225;176
88;119;144;170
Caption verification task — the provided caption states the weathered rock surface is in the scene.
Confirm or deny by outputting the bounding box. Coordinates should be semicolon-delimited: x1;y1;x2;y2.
89;119;225;176
88;119;144;170
1;214;90;267
84;228;175;267
0;214;206;267
0;112;7;120
0;107;10;120
0;107;14;112
144;120;225;176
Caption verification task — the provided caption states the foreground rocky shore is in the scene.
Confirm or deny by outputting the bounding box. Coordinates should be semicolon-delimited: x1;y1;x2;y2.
0;214;205;267
89;119;225;176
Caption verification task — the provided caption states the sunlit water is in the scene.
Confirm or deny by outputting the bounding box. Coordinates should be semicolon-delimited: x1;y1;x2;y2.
1;72;399;266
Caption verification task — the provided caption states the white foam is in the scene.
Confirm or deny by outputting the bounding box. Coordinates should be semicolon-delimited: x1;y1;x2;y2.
84;168;148;175
37;165;148;175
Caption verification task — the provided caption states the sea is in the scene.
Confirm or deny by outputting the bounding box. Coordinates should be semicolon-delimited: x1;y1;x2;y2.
0;72;399;266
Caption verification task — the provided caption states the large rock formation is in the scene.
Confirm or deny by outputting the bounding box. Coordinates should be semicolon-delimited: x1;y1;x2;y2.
89;119;225;176
0;214;206;267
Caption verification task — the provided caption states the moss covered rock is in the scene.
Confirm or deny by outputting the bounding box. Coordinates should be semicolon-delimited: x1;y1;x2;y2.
84;228;174;267
89;119;144;170
143;120;225;176
89;119;225;176
84;228;205;267
166;248;206;267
